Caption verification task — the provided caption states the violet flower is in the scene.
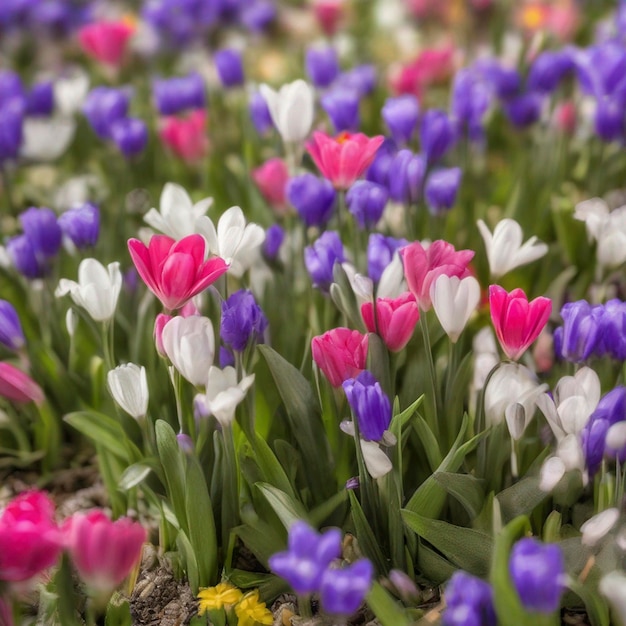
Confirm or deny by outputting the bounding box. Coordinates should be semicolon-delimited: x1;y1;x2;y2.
269;520;342;595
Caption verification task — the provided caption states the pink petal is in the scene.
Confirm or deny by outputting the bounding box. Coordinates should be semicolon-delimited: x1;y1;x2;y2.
171;234;206;268
193;257;229;294
159;252;196;310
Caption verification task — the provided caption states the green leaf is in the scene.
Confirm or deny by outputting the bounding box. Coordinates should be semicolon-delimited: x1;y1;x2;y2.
309;489;348;528
105;593;132;626
255;482;309;530
258;345;334;499
367;581;412;626
234;521;285;567
155;420;189;533
176;530;200;594
226;570;288;600
118;462;154;491
415;542;456;585
433;472;485;519
185;455;218;587
248;433;297;498
402;510;492;576
64;410;133;462
497;476;548;523
567;573;610;626
405;415;486;518
349;490;389;574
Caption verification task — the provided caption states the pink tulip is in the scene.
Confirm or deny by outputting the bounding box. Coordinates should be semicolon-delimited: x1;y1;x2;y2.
128;234;228;311
312;0;344;36
361;293;419;352
160;110;209;162
489;285;552;361
78;21;134;68
400;240;474;311
312;328;368;387
389;45;455;97
153;313;172;357
0;491;62;583
64;510;146;593
0;363;44;405
306;132;384;190
252;158;289;213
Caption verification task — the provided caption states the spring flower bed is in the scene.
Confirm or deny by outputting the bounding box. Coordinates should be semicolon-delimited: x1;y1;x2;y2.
2;0;626;624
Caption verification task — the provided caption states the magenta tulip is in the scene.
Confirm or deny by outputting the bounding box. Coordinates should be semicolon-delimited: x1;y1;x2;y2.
128;234;228;311
361;293;419;352
489;285;552;361
312;328;369;387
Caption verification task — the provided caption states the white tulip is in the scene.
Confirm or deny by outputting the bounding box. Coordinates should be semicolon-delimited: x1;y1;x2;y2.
539;456;566;492
55;258;122;322
477;218;548;279
484;363;544;428
20;117;76;162
377;252;406;299
259;79;314;144
54;68;90;116
600;571;626;626
161;316;215;387
536;367;600;440
107;363;149;419
430;275;480;343
195;366;255;427
360;440;393;479
580;508;620;547
196;206;265;278
143;182;213;241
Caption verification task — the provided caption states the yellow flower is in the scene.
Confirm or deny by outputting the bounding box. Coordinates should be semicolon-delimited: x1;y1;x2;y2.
197;582;243;614
234;590;273;626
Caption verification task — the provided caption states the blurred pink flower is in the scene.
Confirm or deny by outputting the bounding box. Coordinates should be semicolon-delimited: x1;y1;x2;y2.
312;328;368;387
78;21;134;68
400;240;474;311
489;285;552;361
389;45;455;97
128;234;228;311
252;158;289;213
64;510;146;593
0;363;44;405
0;491;62;584
312;0;344;36
306;132;384;190
160;110;209;162
361;293;419;352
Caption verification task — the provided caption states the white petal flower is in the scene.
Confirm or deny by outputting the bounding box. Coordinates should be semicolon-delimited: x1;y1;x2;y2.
536;367;600;440
55;259;122;322
477;218;548;279
600;571;626;626
581;508;620;547
20;117;76;161
360;440;393;478
539;456;566;492
377;252;406;299
484;363;542;428
107;363;149;419
54;68;90;116
606;422;626;454
196;366;255;427
161;316;215;387
196;206;265;278
143;182;213;241
259;80;314;144
573;197;610;241
431;274;480;343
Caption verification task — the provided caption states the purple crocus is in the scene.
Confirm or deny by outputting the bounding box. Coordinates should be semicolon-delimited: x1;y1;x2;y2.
58;202;100;249
83;86;130;139
287;174;336;228
600;299;626;360
0;99;24;161
0;300;25;351
249;90;274;135
420;109;456;164
321;88;360;132
509;538;565;613
320;559;374;615
269;520;342;595
25;81;54;117
153;73;206;115
594;98;625;142
365;138;396;188
367;234;407;283
424;167;462;215
263;224;284;261
346;180;388;229
342;370;391;441
306;46;340;88
388;150;425;204
381;95;420;145
110;117;148;158
19;207;62;259
304;231;345;293
553;300;604;362
442;571;496;626
214;48;245;88
6;235;45;279
220;289;268;352
527;49;575;94
504;93;544;128
335;64;376;97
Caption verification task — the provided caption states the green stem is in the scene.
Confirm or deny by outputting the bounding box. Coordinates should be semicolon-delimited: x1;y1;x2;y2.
221;424;240;552
419;314;440;440
298;595;312;619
